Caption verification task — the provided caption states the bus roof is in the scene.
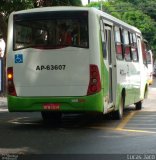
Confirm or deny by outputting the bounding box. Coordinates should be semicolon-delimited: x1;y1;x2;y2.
11;6;141;34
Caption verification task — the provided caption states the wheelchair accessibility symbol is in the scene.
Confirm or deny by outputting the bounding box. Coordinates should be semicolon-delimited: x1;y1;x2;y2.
15;54;23;63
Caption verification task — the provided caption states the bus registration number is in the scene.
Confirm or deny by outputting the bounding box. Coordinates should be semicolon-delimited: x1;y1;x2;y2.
36;65;66;71
43;103;60;110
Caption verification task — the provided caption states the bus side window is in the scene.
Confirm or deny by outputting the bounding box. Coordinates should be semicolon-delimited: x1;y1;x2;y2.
130;33;139;62
114;26;123;60
141;41;148;66
100;19;107;59
122;30;132;61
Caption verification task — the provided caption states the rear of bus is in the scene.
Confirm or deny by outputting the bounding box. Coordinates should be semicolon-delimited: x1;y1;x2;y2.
7;7;103;115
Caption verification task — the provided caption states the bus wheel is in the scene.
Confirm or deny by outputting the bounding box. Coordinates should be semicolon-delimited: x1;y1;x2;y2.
41;111;62;124
135;101;142;110
112;97;124;120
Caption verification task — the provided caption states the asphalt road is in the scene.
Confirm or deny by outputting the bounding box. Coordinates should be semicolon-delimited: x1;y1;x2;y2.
0;79;156;158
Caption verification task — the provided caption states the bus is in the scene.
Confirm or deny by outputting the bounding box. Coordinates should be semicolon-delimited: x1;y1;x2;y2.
144;40;153;85
6;7;148;121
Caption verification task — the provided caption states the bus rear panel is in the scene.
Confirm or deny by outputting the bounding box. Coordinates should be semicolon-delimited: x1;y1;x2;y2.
7;8;104;113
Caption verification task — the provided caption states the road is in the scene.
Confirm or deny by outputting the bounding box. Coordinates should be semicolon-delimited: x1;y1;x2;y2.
0;79;156;159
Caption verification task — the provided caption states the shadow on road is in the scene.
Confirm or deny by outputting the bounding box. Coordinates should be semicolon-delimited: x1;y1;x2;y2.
0;106;136;132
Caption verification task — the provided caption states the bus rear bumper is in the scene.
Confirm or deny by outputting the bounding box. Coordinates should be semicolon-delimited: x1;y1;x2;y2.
7;91;104;113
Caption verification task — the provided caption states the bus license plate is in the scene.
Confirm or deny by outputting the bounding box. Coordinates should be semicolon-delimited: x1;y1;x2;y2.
43;103;60;110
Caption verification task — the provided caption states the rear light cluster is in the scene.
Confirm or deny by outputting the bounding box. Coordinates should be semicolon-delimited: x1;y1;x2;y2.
87;64;101;95
7;67;17;96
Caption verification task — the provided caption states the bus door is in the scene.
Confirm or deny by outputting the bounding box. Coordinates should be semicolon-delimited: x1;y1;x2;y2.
104;23;116;108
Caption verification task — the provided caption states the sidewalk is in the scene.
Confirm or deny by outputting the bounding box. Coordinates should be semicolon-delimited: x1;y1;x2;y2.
0;96;7;108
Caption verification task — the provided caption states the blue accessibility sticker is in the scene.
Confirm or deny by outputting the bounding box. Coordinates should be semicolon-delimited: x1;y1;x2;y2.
15;54;23;63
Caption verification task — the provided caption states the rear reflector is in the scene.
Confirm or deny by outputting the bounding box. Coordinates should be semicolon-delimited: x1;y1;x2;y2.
7;67;17;96
87;64;101;95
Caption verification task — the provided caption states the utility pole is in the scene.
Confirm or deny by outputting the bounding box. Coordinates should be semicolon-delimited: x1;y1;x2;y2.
88;0;90;4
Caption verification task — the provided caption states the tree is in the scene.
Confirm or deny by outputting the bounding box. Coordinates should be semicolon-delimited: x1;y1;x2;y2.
88;0;156;55
0;0;33;41
34;0;82;7
0;0;82;41
114;0;156;21
0;13;7;43
113;0;156;55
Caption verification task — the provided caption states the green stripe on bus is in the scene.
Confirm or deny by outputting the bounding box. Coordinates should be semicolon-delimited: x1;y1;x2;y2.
8;91;104;113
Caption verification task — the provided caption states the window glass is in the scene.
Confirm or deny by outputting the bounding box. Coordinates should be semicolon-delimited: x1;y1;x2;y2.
133;33;137;43
114;27;121;42
13;11;89;50
142;41;147;65
130;33;138;62
100;19;107;59
114;26;123;60
123;30;129;45
123;30;131;61
100;20;105;42
129;33;133;45
146;52;152;64
100;20;104;32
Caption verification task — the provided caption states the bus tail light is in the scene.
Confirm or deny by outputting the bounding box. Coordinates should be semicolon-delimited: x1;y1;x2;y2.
87;64;101;95
7;67;17;96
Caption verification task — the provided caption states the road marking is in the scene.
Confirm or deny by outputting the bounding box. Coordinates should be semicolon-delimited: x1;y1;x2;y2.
88;111;137;131
89;111;156;134
117;128;156;134
90;125;156;134
133;114;156;117
115;111;156;133
116;111;137;130
89;126;156;134
125;123;156;126
7;110;156;134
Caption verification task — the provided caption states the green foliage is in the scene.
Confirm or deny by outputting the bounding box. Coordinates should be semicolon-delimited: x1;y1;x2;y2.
0;0;82;40
115;0;156;21
0;0;82;16
87;2;100;8
33;0;82;7
0;0;33;18
69;0;82;6
88;0;156;55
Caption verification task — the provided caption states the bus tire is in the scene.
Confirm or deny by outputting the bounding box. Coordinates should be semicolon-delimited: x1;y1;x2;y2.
135;101;142;110
112;96;124;120
41;111;62;123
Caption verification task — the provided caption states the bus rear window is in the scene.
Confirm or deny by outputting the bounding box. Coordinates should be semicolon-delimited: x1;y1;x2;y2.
13;11;89;50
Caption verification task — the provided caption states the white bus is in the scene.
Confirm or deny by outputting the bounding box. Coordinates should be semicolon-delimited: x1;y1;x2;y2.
6;7;148;121
144;40;153;85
